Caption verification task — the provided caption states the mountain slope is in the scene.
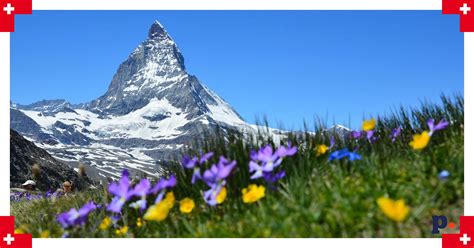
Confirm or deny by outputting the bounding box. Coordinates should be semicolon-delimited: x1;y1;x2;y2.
10;129;93;191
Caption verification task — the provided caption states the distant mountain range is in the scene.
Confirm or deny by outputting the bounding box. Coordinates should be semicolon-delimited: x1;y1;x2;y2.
10;21;294;181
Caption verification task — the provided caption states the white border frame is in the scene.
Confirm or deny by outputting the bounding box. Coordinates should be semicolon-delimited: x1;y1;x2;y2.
1;1;471;248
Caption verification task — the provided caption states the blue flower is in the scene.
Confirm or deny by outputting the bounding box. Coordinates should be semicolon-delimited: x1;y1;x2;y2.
329;148;361;161
438;170;450;180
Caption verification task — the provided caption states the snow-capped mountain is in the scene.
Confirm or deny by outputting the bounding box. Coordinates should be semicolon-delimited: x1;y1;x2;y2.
10;21;254;180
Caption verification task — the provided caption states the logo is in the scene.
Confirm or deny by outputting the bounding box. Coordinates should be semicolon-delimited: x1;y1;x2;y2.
433;215;458;234
0;0;32;32
442;0;474;32
442;216;474;248
0;216;32;248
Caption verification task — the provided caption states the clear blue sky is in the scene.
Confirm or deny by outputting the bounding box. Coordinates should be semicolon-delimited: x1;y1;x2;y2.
11;11;463;129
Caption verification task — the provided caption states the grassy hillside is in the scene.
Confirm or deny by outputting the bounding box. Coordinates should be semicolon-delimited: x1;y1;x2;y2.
11;95;464;238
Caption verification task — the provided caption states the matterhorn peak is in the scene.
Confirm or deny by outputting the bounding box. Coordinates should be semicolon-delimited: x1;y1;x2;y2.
148;20;169;40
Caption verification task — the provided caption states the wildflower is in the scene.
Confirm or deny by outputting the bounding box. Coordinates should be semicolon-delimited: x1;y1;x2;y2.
203;182;226;206
315;144;329;156
40;230;50;238
329;136;336;149
202;156;236;186
409;131;430;150
144;192;175;222
249;144;297;179
163;191;176;207
263;170;286;190
351;130;363;139
275;142;298;157
328;148;361;161
129;178;151;211
57;201;97;228
150;175;177;204
366;130;378;143
107;170;135;213
390;127;402;143
115;226;129;236
427;118;449;136
15;225;28;234
242;184;266;204
263;170;286;184
183;152;214;184
377;197;410;222
216;187;227;204
362;118;376;131
179;198;195;214
439;170;450;180
136;218;143;227
99;217;112;230
200;156;235;206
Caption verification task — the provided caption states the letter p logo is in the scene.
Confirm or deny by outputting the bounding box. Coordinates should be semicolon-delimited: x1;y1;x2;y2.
432;215;448;234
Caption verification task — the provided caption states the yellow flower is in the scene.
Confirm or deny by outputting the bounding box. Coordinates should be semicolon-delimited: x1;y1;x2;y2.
164;191;176;208
144;201;171;222
362;118;376;131
136;217;143;227
216;187;227;204
377;197;410;222
99;217;112;230
40;230;50;238
179;198;195;214
409;131;431;150
15;225;29;234
242;184;266;204
315;144;329;156
115;226;129;236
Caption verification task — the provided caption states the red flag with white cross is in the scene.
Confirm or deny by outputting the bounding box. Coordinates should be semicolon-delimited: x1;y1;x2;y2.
0;0;32;32
442;216;474;248
0;216;32;248
442;0;474;32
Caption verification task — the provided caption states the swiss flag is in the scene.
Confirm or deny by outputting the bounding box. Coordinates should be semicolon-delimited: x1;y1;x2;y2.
0;216;32;248
0;0;32;32
442;0;474;32
442;216;474;248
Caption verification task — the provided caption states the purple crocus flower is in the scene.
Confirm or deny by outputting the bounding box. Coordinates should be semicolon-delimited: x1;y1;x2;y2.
182;152;214;184
276;142;298;157
390;127;402;143
263;170;286;184
150;175;177;204
107;170;135;213
427;118;449;136
329;148;361;161
202;156;236;186
199;152;214;164
249;144;297;179
182;156;198;169
366;130;379;144
129;178;151;211
351;130;363;139
57;201;97;228
329;136;336;149
203;181;226;206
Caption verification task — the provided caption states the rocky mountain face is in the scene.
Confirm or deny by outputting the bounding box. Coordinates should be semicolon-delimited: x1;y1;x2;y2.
10;21;257;181
10;129;93;191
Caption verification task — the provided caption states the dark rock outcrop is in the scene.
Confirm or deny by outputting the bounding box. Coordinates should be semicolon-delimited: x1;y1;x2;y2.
10;129;93;191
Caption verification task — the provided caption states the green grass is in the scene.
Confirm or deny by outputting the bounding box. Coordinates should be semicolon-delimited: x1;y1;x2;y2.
11;95;464;238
